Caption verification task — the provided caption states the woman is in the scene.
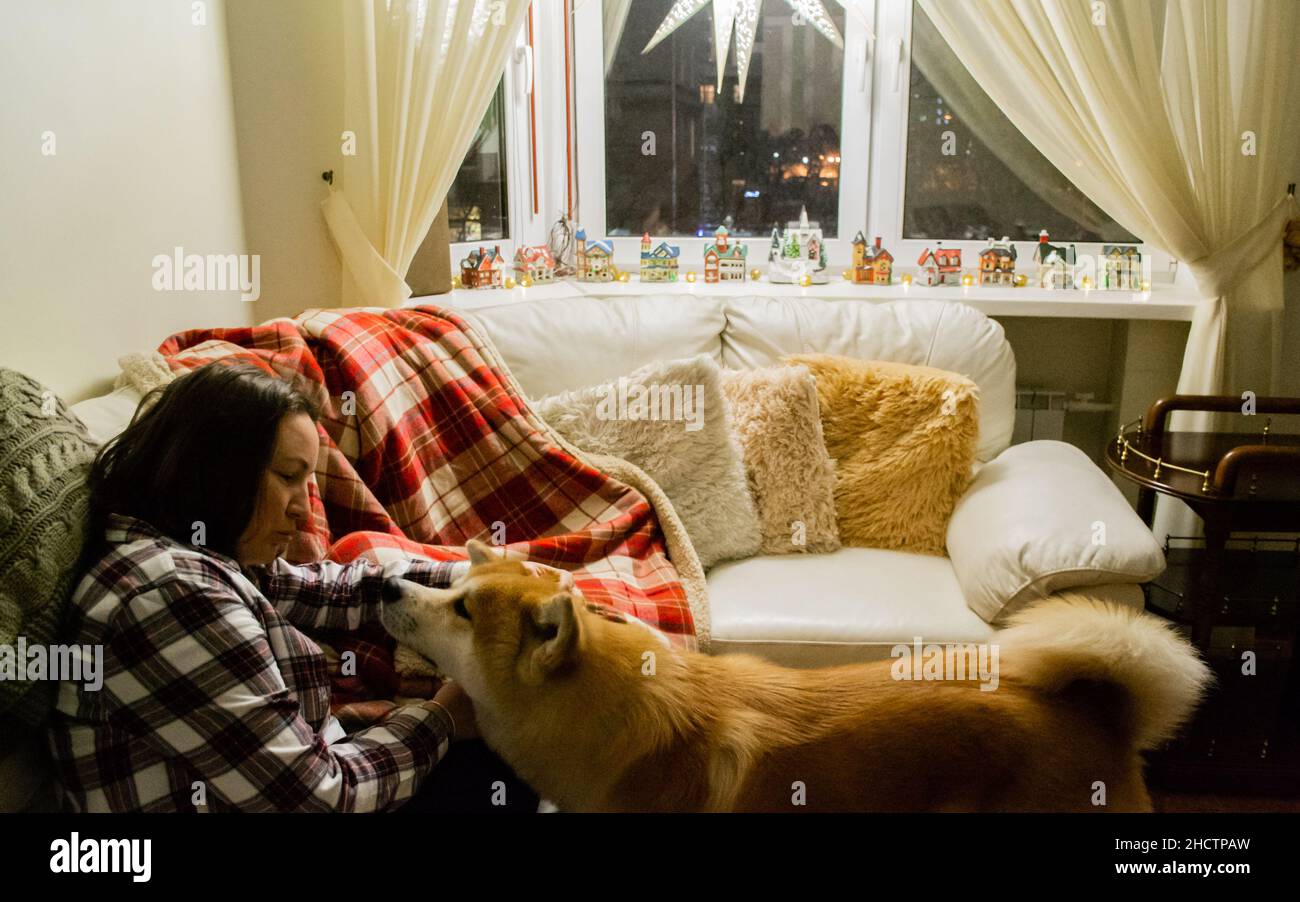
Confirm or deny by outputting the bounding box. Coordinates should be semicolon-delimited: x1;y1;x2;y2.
48;362;549;812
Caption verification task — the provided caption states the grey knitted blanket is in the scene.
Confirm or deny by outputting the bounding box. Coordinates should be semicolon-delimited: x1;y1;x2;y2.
0;368;98;727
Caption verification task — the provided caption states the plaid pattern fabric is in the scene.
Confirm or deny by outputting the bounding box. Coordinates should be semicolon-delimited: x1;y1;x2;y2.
47;513;459;813
155;305;697;645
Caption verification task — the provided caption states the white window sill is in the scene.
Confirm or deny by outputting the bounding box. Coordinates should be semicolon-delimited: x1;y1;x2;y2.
409;277;1200;322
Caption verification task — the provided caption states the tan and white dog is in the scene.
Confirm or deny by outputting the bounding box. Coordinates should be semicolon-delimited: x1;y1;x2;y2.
381;540;1212;812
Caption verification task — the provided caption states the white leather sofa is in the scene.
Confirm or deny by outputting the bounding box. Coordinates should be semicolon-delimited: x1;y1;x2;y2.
2;294;1157;812
64;295;1162;671
459;295;1162;667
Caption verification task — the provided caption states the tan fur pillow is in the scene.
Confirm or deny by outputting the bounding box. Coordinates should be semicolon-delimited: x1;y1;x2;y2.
784;355;979;556
722;366;840;555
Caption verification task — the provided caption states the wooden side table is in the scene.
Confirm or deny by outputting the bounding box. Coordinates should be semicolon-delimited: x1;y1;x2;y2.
1106;395;1300;791
1106;395;1300;646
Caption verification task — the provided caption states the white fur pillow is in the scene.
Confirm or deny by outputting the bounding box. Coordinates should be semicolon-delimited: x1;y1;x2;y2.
534;355;761;569
722;366;840;555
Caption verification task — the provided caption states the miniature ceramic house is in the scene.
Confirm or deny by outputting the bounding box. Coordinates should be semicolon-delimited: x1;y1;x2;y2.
513;245;557;284
460;245;506;289
978;237;1017;286
639;233;680;282
575;228;616;282
768;207;828;284
1101;245;1142;290
852;232;893;285
1034;230;1077;289
917;243;962;286
704;226;748;283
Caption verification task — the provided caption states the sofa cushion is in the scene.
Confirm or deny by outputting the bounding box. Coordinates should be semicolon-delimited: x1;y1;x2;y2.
0;368;98;727
707;549;1148;669
462;295;726;399
718;298;1015;462
706;548;993;667
787;355;979;556
534;354;761;569
457;296;1016;463
946;440;1167;623
68;385;143;444
721;366;840;555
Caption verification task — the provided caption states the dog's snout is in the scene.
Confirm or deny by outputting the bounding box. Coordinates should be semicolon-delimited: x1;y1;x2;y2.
382;577;405;604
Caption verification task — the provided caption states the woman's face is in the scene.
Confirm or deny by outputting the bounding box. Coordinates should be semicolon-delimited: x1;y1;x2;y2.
235;412;320;566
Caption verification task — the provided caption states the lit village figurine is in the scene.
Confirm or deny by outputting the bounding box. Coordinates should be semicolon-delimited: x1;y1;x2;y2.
513;245;557;284
917;243;963;286
575;228;617;282
978;237;1017;286
1034;230;1077;289
851;233;893;284
1101;245;1142;290
768;207;828;284
640;233;681;282
703;225;748;283
460;245;506;289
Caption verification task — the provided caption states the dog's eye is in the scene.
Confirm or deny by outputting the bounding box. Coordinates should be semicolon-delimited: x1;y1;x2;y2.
453;596;471;621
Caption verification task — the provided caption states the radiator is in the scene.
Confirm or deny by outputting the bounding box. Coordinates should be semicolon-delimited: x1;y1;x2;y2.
1014;390;1116;443
1014;389;1067;442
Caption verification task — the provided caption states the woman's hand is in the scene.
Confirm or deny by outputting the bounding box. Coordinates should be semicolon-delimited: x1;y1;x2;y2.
429;681;479;743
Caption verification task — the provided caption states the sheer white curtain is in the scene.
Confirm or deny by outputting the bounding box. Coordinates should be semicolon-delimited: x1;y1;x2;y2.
918;0;1299;538
910;5;1115;235
324;0;531;308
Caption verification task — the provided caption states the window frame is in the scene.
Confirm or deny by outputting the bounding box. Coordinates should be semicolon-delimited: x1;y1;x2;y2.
865;0;1171;284
447;14;547;270
572;0;870;268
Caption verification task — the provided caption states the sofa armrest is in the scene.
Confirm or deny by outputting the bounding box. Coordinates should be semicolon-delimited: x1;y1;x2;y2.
947;440;1165;624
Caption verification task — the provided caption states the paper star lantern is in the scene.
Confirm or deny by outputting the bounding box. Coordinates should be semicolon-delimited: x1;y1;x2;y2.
642;0;844;102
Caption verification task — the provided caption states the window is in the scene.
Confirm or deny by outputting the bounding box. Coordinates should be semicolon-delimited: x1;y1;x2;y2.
601;0;847;239
442;0;1162;281
446;79;510;243
902;4;1137;243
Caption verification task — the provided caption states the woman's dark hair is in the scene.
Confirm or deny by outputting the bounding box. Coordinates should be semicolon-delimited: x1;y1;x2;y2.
82;362;322;566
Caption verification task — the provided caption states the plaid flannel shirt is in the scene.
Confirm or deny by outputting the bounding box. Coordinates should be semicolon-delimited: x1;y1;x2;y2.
47;513;459;813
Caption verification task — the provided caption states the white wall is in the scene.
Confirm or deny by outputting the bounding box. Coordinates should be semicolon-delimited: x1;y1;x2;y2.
0;0;253;404
225;0;345;323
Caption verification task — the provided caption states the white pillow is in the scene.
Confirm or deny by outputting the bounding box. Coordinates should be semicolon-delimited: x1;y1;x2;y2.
69;386;144;445
946;440;1165;623
534;355;761;569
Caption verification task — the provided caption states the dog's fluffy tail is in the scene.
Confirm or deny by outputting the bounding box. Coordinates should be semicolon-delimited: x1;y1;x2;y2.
996;594;1214;750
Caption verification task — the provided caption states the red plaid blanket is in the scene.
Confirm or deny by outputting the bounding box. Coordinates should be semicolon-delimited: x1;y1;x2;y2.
153;305;698;718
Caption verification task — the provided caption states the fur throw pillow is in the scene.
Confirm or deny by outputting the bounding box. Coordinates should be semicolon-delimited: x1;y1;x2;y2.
784;355;979;556
721;366;840;555
534;355;761;569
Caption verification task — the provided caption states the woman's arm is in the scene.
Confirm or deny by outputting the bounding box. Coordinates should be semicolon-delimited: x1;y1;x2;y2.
245;556;465;631
110;572;455;812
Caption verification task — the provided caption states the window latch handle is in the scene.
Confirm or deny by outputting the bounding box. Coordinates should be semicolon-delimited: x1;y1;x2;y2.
857;35;870;93
892;36;905;93
516;44;535;97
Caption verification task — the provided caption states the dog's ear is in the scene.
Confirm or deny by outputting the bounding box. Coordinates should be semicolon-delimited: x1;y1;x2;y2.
466;538;499;567
527;592;581;679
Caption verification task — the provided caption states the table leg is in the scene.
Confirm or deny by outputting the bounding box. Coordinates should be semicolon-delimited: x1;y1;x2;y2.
1192;514;1231;649
1137;487;1157;528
